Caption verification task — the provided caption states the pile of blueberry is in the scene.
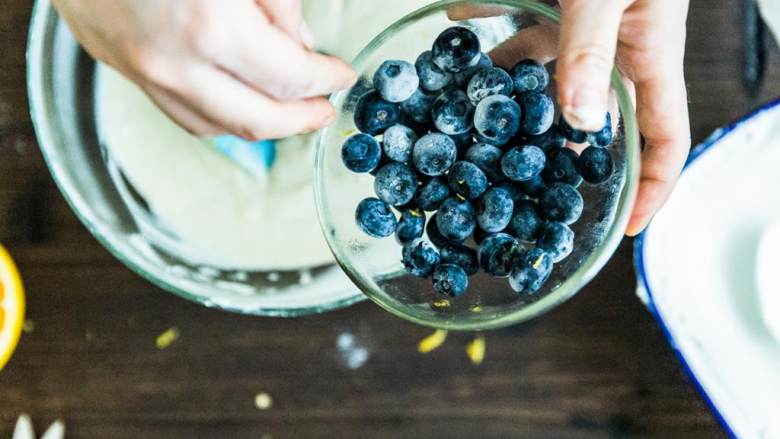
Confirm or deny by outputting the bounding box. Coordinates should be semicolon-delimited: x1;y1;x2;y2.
342;26;614;299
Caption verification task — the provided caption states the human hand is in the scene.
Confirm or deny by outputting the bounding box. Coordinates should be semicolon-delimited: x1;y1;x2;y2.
53;0;357;140
451;0;691;235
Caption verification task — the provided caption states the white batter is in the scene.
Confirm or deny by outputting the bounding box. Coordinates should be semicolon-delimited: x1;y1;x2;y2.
95;0;437;271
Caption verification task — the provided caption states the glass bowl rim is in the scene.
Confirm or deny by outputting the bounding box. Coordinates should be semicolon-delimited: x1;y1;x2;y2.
314;0;641;331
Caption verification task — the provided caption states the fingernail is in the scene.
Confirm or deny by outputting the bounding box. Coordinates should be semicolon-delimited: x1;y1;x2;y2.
299;21;315;50
563;87;605;131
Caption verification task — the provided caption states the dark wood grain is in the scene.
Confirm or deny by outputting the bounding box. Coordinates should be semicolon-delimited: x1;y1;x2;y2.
1;1;779;438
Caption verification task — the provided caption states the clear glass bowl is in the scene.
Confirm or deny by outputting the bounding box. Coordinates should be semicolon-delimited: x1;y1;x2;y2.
315;0;640;330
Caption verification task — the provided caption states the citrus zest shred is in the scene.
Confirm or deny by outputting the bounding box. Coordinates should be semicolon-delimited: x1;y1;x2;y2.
418;329;448;353
432;298;451;308
466;335;486;365
155;327;179;349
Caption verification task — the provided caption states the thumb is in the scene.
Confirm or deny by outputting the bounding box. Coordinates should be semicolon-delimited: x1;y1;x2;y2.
557;0;626;131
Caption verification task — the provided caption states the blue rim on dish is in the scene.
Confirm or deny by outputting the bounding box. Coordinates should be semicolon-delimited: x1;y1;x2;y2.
634;97;780;439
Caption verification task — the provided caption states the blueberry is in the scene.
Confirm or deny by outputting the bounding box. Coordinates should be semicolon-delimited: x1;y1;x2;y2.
453;53;493;86
373;162;418;206
402;239;441;278
439;243;479;275
526;124;567;152
465;143;504;181
382;124;418;162
426;213;455;247
416;177;451;211
509;200;542;242
476;187;514;233
436;197;477;242
356;198;397;238
578;146;614;184
510;59;549;94
413;133;458;176
587;113;613;147
536;222;574;262
538;183;584;224
559;115;588;143
501;145;546;181
494;180;528;202
433;264;469;297
467;66;514;105
395;208;426;244
341;133;382;173
400;88;437;124
373;60;419;103
517;175;545;198
432;88;474;135
448;161;488;200
509;248;553;294
415;51;453;92
473;95;522;146
354;91;400;135
478;232;520;277
518;92;555;136
432;26;482;73
542;147;583;186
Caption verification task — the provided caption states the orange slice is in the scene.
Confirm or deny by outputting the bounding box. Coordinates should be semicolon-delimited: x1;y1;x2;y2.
0;244;24;371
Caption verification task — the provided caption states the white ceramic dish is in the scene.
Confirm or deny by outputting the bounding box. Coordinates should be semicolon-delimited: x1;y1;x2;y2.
636;98;780;439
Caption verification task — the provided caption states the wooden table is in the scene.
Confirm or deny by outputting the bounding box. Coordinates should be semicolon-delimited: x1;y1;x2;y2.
1;1;779;438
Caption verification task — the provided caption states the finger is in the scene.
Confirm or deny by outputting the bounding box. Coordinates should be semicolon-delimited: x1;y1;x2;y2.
625;72;691;236
174;65;336;140
567;85;626;153
488;22;559;68
447;5;514;20
557;0;626;131
214;8;355;101
142;82;224;138
257;0;314;49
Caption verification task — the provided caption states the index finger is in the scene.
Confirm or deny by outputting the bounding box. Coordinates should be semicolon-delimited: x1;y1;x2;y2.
447;5;514;20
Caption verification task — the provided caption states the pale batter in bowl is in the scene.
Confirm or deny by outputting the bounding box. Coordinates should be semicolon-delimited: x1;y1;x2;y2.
95;0;442;271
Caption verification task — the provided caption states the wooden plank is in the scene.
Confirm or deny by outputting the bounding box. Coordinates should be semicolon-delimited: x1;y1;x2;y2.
3;0;778;437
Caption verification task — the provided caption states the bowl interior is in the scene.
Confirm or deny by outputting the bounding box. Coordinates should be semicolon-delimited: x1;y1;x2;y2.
315;0;640;330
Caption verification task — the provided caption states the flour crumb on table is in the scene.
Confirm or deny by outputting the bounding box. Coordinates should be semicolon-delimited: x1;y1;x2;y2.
254;393;273;410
